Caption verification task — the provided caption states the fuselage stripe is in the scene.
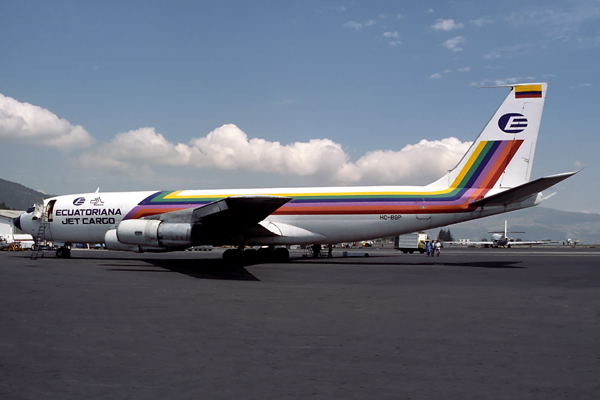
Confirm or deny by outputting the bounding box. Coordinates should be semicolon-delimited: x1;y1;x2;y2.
124;140;523;218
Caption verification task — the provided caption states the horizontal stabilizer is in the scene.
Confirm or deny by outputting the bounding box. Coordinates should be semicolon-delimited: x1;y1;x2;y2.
470;171;579;207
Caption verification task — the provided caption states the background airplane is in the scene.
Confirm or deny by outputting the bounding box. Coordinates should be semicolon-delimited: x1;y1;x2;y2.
15;83;577;263
447;220;556;248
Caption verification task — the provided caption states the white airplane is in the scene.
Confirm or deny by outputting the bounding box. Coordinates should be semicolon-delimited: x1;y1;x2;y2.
15;83;578;262
487;220;525;247
449;220;555;248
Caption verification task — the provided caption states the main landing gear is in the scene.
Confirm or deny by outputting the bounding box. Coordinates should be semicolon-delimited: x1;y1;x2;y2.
222;246;289;266
56;246;71;258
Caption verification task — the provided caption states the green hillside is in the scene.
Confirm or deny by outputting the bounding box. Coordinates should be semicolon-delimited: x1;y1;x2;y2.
0;178;54;210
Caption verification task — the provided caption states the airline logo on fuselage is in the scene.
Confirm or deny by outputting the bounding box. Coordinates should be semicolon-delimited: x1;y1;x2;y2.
73;197;106;206
499;113;528;134
90;197;105;206
56;208;122;217
56;208;122;225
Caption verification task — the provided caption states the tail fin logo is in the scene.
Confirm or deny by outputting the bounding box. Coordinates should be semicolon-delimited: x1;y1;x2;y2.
499;113;528;134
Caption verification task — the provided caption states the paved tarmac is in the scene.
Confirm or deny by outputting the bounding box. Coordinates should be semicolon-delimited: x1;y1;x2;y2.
1;247;599;400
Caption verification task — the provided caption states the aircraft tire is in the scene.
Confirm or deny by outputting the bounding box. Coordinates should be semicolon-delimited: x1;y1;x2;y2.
272;248;289;263
222;248;243;266
242;249;258;265
256;247;272;263
56;247;71;258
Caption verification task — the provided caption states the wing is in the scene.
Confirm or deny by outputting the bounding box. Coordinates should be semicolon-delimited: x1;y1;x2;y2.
143;195;293;244
446;241;493;246
510;240;557;246
144;195;291;224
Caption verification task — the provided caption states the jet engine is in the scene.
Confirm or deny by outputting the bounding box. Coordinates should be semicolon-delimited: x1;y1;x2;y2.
104;219;193;251
104;229;143;252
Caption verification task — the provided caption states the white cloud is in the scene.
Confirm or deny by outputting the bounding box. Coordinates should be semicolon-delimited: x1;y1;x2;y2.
77;124;471;185
432;19;464;31
429;67;470;79
0;94;473;186
507;5;600;47
344;21;363;31
77;124;349;178
442;36;466;51
483;53;501;60
334;137;471;184
187;124;348;175
344;19;377;31
483;65;505;70
383;31;401;45
470;77;527;86
76;127;190;178
344;21;362;31
484;43;531;59
471;17;493;27
0;93;95;150
315;6;346;13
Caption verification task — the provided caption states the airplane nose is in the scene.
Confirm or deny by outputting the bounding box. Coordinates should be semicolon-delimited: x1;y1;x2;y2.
14;215;22;230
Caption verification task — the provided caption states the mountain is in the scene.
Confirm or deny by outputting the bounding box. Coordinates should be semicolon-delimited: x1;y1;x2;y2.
0;177;55;210
437;207;600;245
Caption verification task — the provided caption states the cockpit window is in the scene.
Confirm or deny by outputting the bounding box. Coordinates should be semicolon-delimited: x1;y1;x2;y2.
26;205;35;213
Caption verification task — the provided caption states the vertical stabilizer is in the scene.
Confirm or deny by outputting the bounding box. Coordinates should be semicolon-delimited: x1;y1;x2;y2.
429;83;547;190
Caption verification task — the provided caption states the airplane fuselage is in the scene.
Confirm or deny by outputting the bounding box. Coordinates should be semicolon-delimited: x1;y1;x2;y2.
17;186;540;249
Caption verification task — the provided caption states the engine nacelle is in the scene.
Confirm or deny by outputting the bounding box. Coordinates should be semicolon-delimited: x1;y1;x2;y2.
117;219;161;246
115;219;192;247
104;229;143;252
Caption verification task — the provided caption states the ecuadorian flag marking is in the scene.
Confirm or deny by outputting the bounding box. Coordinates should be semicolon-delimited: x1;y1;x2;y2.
515;84;542;99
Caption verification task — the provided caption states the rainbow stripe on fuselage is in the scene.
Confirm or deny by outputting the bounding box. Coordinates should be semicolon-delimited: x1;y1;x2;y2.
124;140;522;219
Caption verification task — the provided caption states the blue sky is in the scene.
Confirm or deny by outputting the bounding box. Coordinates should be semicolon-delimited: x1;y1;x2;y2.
1;0;598;213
